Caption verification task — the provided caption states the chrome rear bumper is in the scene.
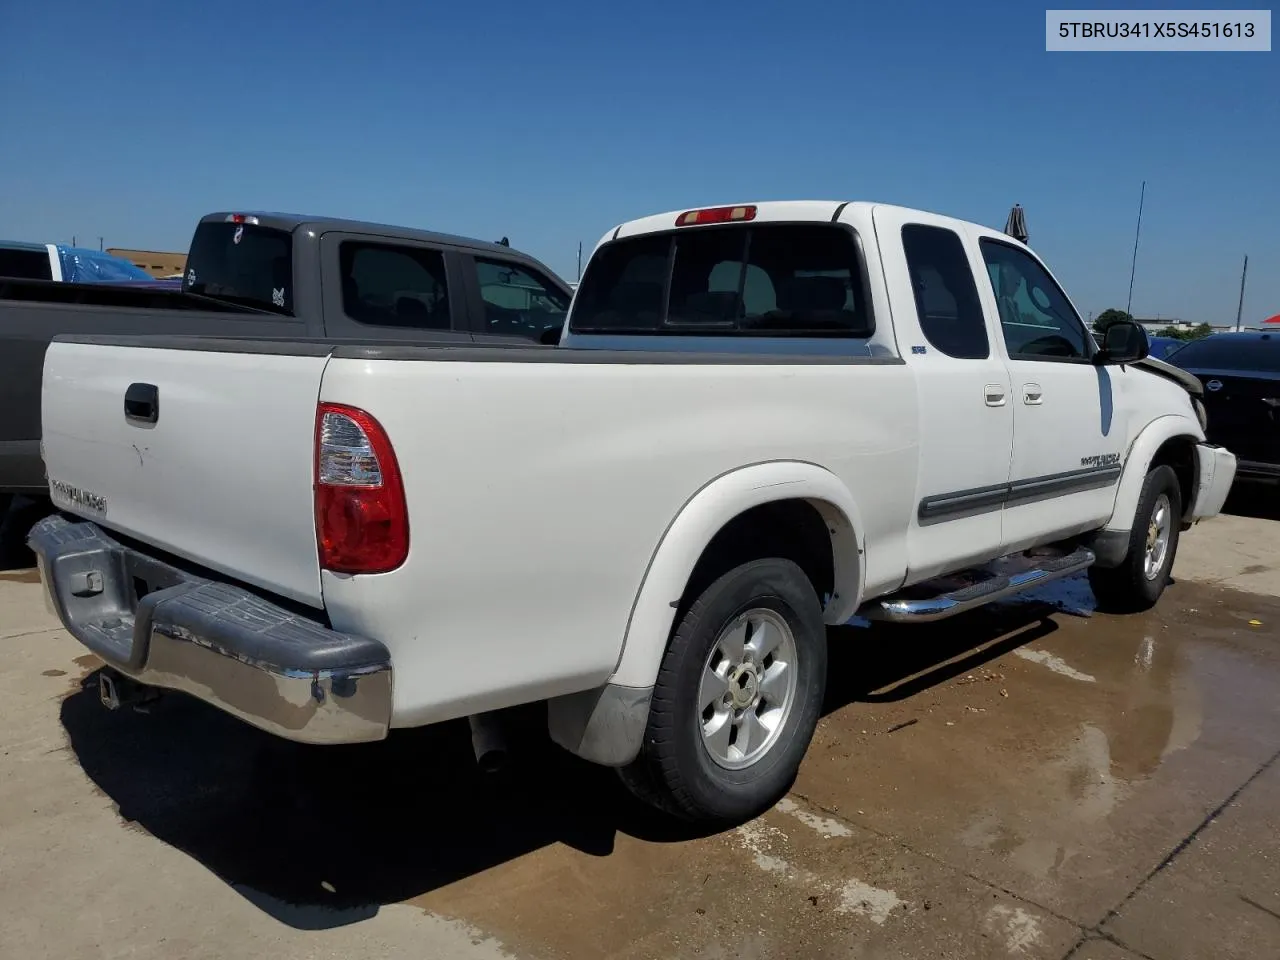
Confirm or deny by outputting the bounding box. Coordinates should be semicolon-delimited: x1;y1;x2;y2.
29;515;392;745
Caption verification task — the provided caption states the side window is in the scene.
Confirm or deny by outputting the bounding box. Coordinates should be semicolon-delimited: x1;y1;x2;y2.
339;241;451;329
979;239;1090;360
474;259;571;339
900;224;989;360
0;248;53;281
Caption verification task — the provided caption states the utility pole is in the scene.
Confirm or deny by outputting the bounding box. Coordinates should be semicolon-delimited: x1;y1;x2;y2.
98;236;104;251
1125;180;1145;316
576;242;583;283
1234;254;1249;331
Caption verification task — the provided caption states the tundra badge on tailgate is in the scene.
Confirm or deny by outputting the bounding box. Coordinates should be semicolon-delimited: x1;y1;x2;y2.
49;478;107;515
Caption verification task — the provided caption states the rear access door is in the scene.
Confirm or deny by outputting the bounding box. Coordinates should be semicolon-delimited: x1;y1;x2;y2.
872;205;1015;582
317;231;474;341
41;337;331;607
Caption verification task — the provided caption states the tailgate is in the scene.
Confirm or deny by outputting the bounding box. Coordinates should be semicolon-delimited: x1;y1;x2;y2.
41;338;330;607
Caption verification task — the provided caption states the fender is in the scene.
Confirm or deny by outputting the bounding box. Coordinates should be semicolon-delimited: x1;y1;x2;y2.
1105;413;1205;534
608;461;865;690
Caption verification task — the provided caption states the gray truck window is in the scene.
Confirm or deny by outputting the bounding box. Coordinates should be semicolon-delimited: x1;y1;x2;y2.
979;238;1090;361
570;224;872;337
475;258;570;339
340;242;450;330
0;247;52;281
900;225;989;360
184;222;293;314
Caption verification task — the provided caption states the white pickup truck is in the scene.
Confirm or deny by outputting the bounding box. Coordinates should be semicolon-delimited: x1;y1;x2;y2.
31;200;1237;825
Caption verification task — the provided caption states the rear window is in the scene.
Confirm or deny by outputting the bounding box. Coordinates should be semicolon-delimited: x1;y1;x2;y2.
569;223;872;337
184;221;294;315
1169;335;1280;373
0;247;52;281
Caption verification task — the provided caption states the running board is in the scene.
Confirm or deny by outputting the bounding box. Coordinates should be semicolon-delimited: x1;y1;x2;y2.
864;546;1096;623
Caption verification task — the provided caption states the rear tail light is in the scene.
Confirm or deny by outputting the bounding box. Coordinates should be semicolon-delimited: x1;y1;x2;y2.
675;205;757;226
314;403;408;574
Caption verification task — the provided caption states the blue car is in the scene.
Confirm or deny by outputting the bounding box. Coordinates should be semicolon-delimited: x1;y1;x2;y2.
0;241;163;284
1146;335;1184;359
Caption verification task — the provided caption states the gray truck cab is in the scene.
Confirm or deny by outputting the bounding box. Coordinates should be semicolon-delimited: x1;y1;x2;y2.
186;212;572;342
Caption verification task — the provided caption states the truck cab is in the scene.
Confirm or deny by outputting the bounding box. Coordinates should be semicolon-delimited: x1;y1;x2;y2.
183;213;572;343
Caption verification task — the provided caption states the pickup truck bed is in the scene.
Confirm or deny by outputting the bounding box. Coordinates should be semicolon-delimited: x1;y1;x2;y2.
37;333;914;724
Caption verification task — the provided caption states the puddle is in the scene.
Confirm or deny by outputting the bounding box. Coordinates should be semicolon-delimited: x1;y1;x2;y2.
1012;647;1097;682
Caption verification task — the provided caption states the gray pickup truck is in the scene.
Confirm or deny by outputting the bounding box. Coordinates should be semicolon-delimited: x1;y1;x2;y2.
0;212;574;514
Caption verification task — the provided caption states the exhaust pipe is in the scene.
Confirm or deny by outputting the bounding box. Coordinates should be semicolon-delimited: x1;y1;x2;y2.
467;712;510;773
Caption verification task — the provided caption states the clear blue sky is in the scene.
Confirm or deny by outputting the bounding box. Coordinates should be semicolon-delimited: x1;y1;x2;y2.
2;0;1276;324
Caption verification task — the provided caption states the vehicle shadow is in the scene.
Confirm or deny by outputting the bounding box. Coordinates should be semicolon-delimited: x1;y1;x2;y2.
823;603;1060;713
59;601;1063;930
0;495;52;571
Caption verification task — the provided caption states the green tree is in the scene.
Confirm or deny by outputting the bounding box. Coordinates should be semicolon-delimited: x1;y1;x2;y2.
1092;308;1133;334
1158;323;1213;341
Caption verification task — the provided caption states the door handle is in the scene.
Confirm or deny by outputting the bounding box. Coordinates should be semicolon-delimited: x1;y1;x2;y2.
124;383;159;425
1022;383;1043;405
984;384;1006;407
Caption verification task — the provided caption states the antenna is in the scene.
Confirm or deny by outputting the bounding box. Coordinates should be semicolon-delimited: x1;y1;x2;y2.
1125;180;1146;316
1234;254;1249;332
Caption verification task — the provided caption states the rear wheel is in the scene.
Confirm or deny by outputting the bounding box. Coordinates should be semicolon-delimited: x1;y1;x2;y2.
618;558;827;824
1088;465;1182;613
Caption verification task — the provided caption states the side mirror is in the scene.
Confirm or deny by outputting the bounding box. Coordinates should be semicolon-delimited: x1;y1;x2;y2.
538;325;563;346
1095;320;1149;365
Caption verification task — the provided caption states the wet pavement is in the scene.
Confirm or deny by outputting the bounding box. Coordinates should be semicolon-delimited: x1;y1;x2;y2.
0;509;1278;959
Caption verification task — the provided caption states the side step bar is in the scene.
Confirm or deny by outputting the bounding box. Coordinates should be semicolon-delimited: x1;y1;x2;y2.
864;546;1096;624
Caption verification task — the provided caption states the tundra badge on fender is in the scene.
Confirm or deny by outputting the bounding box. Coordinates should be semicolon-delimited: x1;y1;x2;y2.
1080;453;1121;468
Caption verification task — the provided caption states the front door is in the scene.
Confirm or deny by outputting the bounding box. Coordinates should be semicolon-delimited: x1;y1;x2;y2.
873;206;1015;583
976;236;1123;551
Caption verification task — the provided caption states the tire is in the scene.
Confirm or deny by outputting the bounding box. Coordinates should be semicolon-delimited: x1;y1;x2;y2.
618;558;827;824
1088;465;1182;613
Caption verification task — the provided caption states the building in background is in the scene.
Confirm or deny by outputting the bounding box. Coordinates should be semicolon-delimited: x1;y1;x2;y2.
105;248;186;278
1134;318;1236;335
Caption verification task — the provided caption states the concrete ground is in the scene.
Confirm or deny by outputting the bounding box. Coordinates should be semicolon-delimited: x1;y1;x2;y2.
1;489;1277;959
